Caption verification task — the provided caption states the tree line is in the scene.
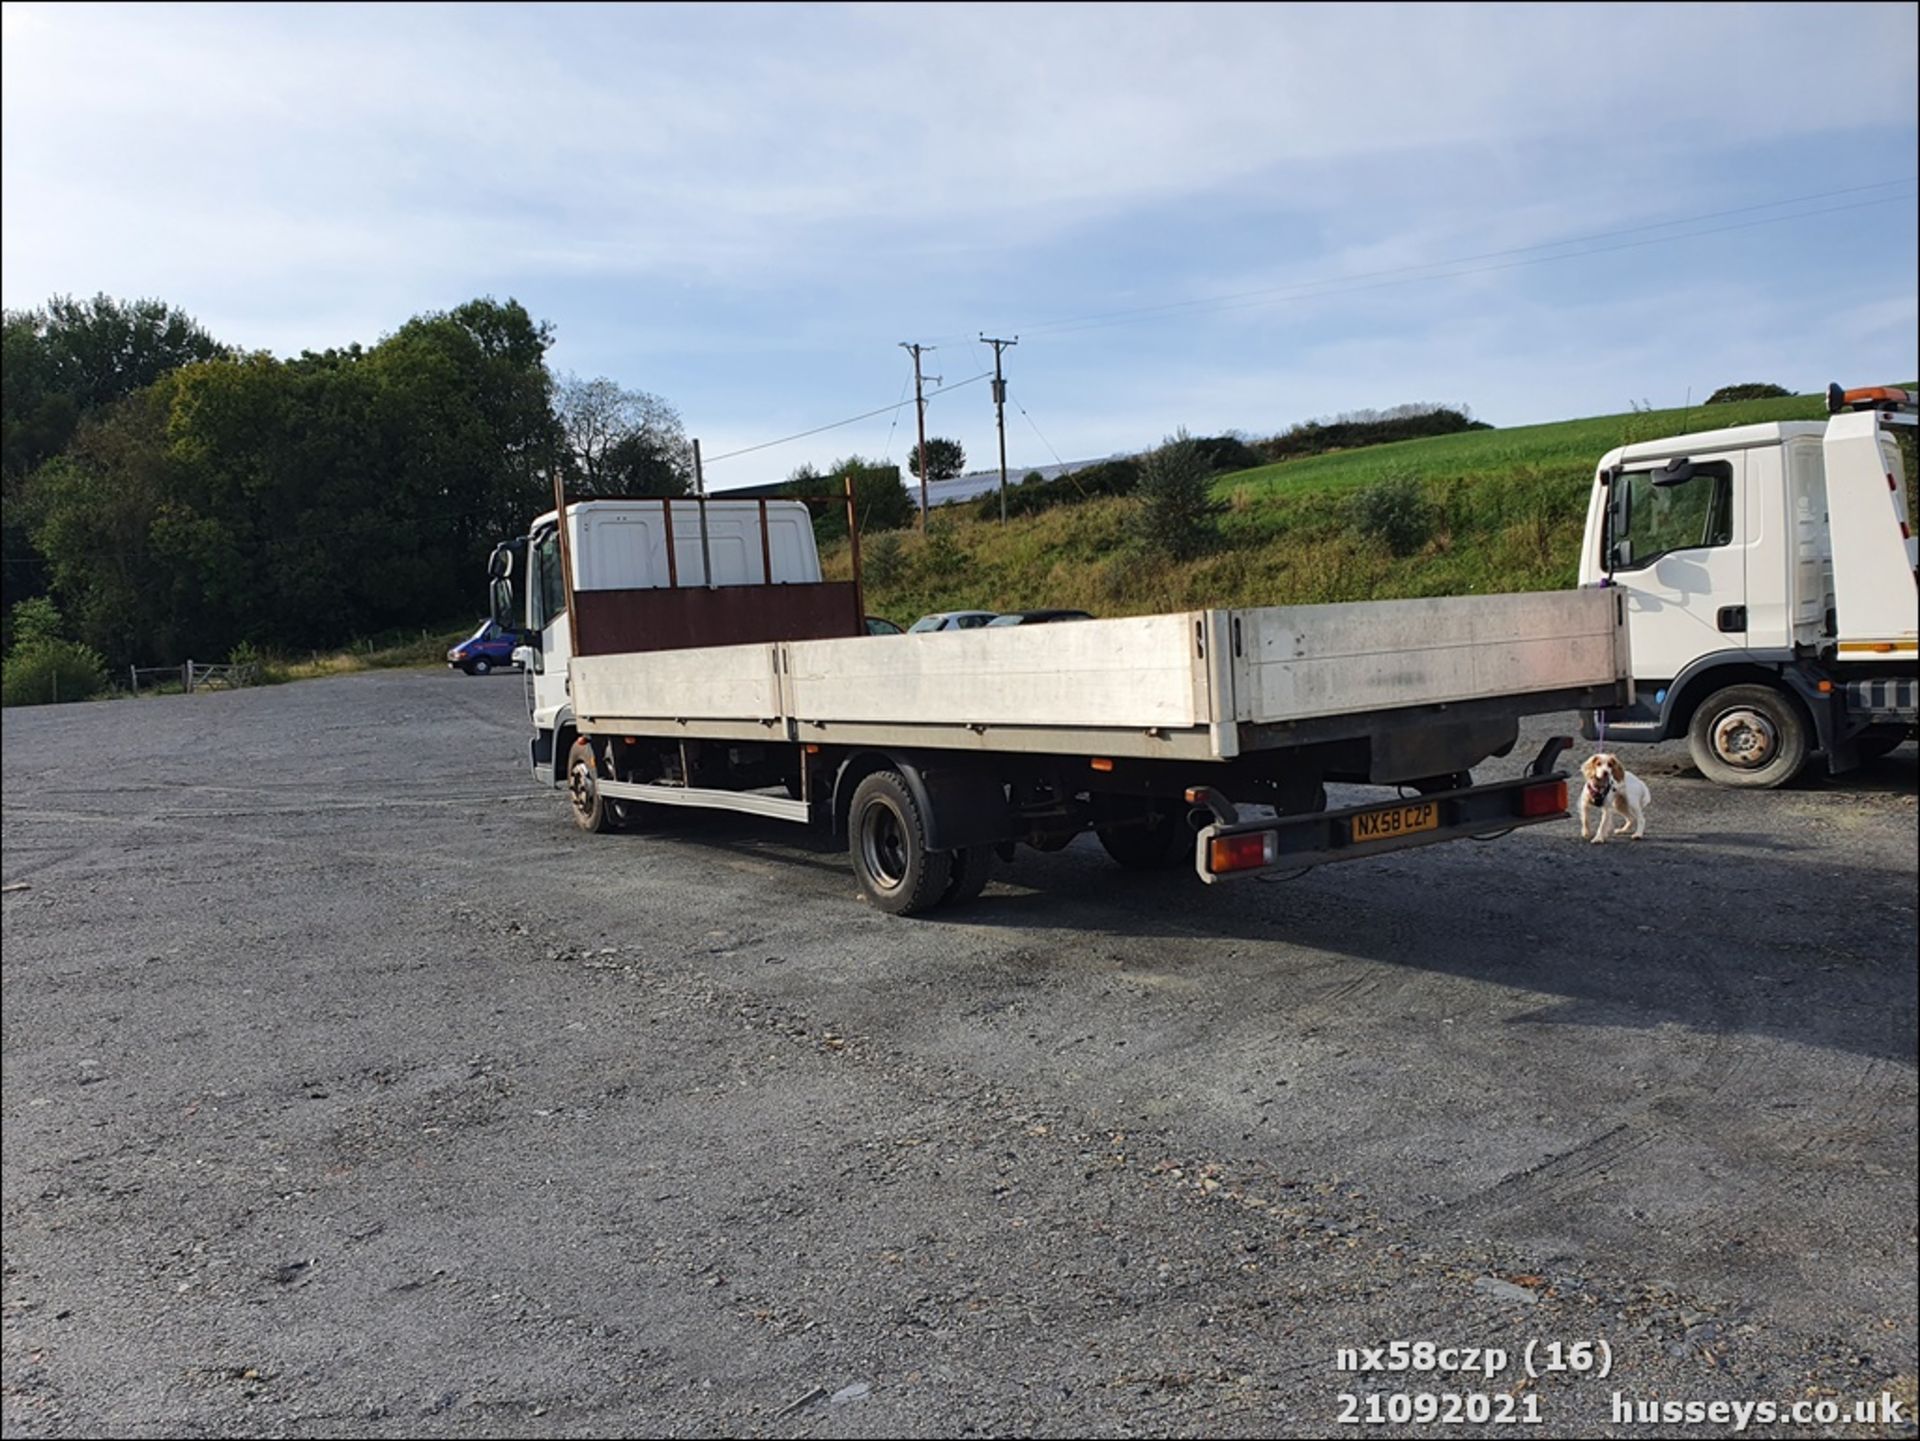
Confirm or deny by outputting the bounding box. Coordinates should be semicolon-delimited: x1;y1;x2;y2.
2;294;695;671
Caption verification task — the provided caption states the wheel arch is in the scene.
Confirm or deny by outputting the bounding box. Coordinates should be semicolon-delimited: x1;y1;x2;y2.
1662;657;1819;745
830;750;1014;851
550;709;579;786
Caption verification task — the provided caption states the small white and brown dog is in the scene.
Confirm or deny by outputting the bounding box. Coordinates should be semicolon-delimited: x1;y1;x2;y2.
1578;752;1650;843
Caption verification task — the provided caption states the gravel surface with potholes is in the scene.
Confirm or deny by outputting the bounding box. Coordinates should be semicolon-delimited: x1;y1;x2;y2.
3;668;1915;1438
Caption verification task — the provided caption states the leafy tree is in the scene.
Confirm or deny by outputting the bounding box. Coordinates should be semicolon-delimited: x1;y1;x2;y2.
28;383;201;665
906;436;966;482
27;296;563;664
1704;382;1791;405
7;596;62;650
1134;430;1222;561
3;296;229;617
555;374;689;497
2;294;227;481
604;431;690;497
1;596;106;706
785;455;913;539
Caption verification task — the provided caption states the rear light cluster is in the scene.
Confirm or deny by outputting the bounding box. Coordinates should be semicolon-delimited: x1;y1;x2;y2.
1208;831;1277;874
1516;779;1567;817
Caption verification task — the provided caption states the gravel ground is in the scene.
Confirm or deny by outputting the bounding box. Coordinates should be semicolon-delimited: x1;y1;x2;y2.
3;669;1915;1439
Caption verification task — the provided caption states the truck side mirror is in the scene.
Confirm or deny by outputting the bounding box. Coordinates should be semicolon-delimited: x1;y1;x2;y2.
1610;539;1634;570
489;576;517;630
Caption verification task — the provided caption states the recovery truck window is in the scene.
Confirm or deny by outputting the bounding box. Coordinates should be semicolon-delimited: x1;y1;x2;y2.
1612;461;1733;570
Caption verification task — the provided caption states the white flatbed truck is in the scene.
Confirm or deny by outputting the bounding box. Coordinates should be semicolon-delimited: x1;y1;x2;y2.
490;484;1629;914
1579;383;1918;786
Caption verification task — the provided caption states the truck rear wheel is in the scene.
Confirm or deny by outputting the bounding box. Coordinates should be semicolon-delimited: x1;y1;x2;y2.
849;771;953;915
1688;684;1808;789
1093;796;1191;870
566;737;620;833
942;845;995;907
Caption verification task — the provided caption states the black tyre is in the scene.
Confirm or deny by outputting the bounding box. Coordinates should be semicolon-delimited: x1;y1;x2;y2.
566;737;620;833
470;656;493;676
942;845;995;907
1687;684;1808;789
849;771;952;915
1095;805;1187;870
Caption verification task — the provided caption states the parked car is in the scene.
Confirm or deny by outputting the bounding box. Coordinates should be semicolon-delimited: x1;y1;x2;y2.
448;620;519;675
865;615;905;635
908;610;998;633
986;609;1094;626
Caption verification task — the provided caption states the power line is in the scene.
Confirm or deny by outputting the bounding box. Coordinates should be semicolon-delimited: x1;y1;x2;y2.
878;370;911;463
701;372;990;468
962;177;1919;342
1015;398;1064;468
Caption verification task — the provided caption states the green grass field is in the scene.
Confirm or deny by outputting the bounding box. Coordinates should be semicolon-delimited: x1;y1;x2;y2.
828;390;1874;624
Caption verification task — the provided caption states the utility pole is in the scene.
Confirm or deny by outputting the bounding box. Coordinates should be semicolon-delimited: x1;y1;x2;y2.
980;334;1018;523
900;341;935;529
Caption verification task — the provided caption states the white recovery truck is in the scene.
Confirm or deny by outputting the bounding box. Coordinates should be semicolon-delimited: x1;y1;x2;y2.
489;485;1630;914
1579;383;1918;786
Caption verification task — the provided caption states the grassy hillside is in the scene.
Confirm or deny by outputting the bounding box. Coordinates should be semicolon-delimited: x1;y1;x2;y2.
826;390;1904;624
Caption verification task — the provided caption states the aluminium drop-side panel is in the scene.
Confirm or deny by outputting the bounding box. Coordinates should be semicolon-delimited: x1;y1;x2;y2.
783;614;1212;730
1229;590;1621;724
572;640;783;725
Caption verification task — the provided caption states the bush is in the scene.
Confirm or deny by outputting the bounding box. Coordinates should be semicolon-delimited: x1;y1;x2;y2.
1704;382;1791;405
861;531;905;588
1190;434;1263;474
2;638;107;706
1135;430;1223;562
980;457;1142;521
917;519;970;580
1348;474;1436;557
1256;405;1486;463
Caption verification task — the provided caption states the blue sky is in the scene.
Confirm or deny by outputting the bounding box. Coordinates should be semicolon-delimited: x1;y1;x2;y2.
4;2;1916;492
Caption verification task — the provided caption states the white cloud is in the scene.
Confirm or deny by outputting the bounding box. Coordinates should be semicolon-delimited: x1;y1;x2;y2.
3;2;1914;488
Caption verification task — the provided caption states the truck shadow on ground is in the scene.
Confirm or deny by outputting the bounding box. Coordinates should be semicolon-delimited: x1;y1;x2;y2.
614;752;1916;1066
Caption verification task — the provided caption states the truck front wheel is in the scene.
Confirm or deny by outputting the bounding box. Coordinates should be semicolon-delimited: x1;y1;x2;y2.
566;737;621;832
1687;684;1808;789
849;771;953;915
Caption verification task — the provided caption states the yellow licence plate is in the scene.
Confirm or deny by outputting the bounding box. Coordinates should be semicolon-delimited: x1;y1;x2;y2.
1350;801;1439;844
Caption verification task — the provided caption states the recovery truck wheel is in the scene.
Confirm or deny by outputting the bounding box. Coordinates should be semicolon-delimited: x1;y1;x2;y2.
1688;684;1808;789
849;771;953;916
942;845;995;907
566;736;620;833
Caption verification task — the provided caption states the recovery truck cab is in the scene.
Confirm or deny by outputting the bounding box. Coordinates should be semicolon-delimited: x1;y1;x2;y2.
1580;384;1918;787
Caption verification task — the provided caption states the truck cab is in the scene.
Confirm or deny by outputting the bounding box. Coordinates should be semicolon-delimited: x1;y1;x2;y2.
1578;385;1917;786
489;497;840;786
